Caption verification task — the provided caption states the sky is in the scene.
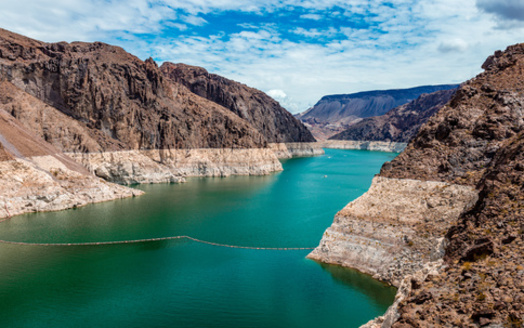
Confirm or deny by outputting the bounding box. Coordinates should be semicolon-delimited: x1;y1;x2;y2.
1;1;524;113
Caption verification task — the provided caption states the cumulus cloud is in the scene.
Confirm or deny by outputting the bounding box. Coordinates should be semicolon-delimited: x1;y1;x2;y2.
267;89;287;99
1;0;523;112
300;13;323;20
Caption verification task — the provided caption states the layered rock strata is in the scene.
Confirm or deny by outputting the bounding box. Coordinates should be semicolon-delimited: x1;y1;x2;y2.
69;148;283;184
269;142;325;159
308;176;477;287
310;44;524;327
297;84;458;140
0;108;141;219
321;140;407;153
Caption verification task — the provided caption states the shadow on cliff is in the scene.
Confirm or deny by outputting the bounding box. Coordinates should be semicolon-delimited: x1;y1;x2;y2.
319;262;396;308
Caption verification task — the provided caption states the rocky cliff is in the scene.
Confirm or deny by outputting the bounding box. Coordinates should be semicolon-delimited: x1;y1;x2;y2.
310;44;524;327
0;28;267;151
0;106;142;219
160;62;315;143
0;28;321;217
0;28;323;191
297;84;458;140
329;89;456;143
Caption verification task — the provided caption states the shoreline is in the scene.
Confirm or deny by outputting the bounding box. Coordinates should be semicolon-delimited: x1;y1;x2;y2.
321;140;407;153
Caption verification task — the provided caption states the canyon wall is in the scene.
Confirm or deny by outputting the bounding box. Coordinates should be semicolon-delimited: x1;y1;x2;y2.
310;44;524;327
321;140;407;153
0;108;141;219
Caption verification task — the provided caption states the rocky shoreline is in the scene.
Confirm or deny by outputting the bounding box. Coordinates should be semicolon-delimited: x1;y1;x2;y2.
307;176;478;287
0;155;143;219
69;147;285;184
310;44;524;327
0;143;328;218
321;140;407;153
269;142;325;159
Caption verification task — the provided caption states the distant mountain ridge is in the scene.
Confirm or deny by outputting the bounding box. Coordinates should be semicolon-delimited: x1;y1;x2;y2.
297;84;459;140
329;88;457;143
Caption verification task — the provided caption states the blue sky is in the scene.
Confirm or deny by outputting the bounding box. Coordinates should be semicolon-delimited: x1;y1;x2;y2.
1;0;524;113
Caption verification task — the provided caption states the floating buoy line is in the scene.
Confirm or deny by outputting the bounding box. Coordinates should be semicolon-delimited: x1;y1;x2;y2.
0;215;315;250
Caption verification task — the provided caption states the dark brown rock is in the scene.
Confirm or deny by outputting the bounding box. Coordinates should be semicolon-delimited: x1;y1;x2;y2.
0;28;304;153
384;44;524;327
160;62;315;143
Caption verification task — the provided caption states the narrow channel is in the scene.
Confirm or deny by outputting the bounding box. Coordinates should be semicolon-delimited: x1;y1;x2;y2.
0;149;397;328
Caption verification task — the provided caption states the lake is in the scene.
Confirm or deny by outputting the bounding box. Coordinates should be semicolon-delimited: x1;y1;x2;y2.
0;148;397;328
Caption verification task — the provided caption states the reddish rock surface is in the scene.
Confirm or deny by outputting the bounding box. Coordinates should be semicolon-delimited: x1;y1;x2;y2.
0;28;311;152
161;62;315;143
381;44;524;328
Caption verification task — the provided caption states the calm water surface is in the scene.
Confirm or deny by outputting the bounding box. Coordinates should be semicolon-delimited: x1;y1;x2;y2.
0;149;397;328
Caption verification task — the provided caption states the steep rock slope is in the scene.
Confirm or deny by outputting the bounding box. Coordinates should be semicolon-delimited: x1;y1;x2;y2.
329;89;456;143
310;44;524;327
0;107;141;219
160;62;315;143
0;28;266;151
0;28;287;183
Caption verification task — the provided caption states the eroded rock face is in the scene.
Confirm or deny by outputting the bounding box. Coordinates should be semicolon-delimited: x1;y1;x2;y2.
329;89;457;143
381;45;524;185
311;44;524;327
69;148;283;184
0;107;141;219
0;156;142;219
160;63;316;143
268;142;325;159
0;28;267;151
308;176;477;287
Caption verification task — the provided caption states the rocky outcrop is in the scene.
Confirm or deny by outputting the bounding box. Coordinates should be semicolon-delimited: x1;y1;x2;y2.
330;89;457;143
0;107;141;219
297;84;458;140
160;63;316;143
310;44;524;327
269;142;325;159
321;140;407;153
308;176;477;287
0;28;322;191
69;148;283;184
0;156;142;219
0;29;268;152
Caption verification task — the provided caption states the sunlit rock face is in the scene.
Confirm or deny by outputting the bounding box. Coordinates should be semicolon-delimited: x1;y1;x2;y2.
311;44;524;327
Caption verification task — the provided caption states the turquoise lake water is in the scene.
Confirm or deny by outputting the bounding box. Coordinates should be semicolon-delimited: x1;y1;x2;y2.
0;148;397;328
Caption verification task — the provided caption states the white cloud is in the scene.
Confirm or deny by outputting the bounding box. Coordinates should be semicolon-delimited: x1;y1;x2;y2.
1;0;524;113
267;89;287;99
300;13;323;20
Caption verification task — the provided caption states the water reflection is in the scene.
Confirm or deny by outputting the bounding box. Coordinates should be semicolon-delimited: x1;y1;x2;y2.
319;262;396;308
